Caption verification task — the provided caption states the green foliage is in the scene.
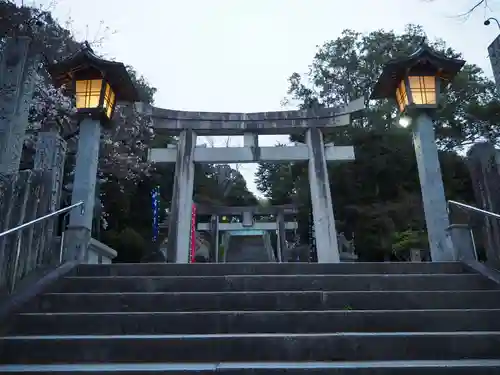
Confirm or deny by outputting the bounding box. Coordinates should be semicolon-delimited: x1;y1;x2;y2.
256;25;484;260
391;230;428;260
196;164;258;206
103;227;147;263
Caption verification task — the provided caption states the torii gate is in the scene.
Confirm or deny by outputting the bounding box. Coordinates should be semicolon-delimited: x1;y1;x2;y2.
195;204;298;263
142;98;365;263
158;205;298;263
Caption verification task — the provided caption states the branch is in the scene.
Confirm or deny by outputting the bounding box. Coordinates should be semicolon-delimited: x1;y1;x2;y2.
423;0;494;19
457;0;488;18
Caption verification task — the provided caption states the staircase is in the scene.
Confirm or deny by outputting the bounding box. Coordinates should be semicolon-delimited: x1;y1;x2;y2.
1;262;500;373
225;236;274;262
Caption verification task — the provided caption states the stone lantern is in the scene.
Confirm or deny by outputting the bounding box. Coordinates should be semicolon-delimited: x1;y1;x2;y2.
371;41;465;261
47;41;137;124
47;42;138;261
372;42;464;116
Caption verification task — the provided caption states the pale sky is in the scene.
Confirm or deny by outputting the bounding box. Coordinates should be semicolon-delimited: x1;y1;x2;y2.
34;0;500;196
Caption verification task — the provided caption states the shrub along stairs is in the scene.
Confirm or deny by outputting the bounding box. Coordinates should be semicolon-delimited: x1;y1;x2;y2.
1;262;500;373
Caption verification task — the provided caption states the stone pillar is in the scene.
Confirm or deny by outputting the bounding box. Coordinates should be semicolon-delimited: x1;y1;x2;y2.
243;133;259;162
306;127;340;263
242;211;253;227
34;129;67;258
263;231;276;262
210;214;219;263
410;249;423;262
466;142;500;266
222;231;230;263
276;210;285;262
63;118;101;262
447;224;477;262
412;112;454;261
34;129;67;212
0;37;37;175
488;34;500;93
166;130;196;263
243;132;258;146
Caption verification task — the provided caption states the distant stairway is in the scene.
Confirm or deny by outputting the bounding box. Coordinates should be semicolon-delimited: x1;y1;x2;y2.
1;262;500;373
225;235;274;262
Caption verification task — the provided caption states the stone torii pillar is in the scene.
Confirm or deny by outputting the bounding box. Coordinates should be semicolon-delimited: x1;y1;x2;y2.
210;214;219;262
306;128;339;263
276;210;286;263
165;130;196;263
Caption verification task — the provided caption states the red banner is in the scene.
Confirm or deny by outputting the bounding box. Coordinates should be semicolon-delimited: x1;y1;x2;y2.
190;204;197;263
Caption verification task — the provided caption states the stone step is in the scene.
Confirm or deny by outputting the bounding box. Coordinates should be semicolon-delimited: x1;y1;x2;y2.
58;274;496;293
226;236;273;262
1;360;500;374
2;332;500;363
10;309;500;335
75;262;467;277
27;290;500;313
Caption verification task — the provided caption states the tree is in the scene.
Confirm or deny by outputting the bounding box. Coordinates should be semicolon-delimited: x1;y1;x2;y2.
2;1;156;177
197;164;258;206
2;1;258;262
257;25;482;260
255;144;297;205
392;229;428;261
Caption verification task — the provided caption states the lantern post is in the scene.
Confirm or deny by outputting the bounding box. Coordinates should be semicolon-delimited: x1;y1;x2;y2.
371;41;465;261
47;42;138;261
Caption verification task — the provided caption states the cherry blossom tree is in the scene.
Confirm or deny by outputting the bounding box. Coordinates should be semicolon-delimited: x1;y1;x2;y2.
2;1;156;184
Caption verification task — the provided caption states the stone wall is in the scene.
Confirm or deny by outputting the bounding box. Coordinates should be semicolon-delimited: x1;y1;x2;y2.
0;170;53;291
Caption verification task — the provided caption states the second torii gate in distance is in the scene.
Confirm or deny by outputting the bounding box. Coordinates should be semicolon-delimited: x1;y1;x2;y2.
159;205;298;263
143;98;365;263
195;204;298;263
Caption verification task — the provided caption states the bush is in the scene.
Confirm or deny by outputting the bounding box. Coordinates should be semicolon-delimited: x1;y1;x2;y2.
103;227;146;263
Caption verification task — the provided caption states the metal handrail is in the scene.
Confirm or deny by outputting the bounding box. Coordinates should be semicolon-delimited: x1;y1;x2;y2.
0;201;85;239
448;200;500;220
1;200;84;292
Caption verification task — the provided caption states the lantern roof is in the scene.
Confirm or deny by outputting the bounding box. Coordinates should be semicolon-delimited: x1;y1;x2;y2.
46;41;139;102
371;41;465;100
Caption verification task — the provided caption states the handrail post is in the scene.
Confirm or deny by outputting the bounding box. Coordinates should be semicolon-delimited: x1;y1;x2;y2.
446;224;478;262
448;200;500;264
58;210;72;264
